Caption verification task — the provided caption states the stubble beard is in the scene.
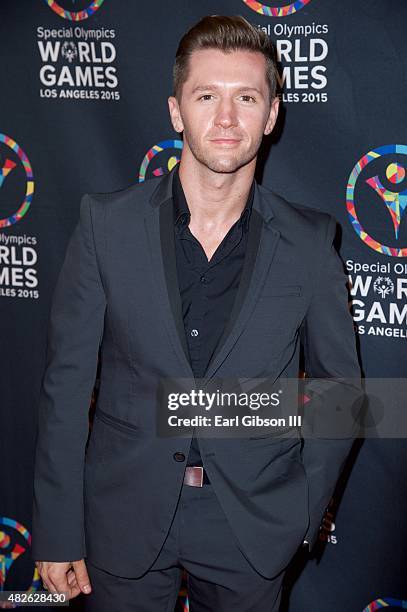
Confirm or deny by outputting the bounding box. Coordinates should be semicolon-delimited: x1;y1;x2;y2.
183;126;262;174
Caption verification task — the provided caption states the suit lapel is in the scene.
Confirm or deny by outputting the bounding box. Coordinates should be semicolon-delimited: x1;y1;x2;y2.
159;198;190;361
203;184;280;381
203;206;262;374
144;169;193;377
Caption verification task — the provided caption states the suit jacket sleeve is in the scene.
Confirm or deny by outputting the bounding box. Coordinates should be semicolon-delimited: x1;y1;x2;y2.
31;194;106;561
300;214;361;551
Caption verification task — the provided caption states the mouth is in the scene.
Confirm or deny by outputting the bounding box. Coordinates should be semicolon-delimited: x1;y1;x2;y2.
209;138;241;145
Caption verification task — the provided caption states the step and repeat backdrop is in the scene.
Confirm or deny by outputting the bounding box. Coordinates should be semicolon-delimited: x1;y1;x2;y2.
0;1;406;610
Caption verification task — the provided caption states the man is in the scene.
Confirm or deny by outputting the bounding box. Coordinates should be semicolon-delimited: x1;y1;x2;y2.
32;15;361;612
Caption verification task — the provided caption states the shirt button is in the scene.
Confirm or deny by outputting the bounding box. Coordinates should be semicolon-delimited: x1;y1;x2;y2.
200;275;206;283
173;452;185;462
191;329;199;337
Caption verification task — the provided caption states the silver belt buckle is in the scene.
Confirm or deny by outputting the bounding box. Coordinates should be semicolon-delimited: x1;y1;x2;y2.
184;466;204;487
195;466;203;487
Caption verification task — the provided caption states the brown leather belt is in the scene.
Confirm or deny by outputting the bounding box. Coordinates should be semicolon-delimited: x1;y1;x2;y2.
183;466;210;487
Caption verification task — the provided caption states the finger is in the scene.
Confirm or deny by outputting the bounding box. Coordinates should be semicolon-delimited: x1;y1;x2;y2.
48;566;81;600
0;601;16;609
47;572;69;596
72;560;92;594
44;580;57;594
68;584;82;600
67;577;78;592
67;569;76;586
41;574;55;594
47;580;80;601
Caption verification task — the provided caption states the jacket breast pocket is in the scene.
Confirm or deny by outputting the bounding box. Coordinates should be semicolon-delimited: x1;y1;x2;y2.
250;285;303;348
261;285;302;297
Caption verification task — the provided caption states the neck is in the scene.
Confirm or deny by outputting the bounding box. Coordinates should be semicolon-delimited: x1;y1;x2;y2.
177;150;255;231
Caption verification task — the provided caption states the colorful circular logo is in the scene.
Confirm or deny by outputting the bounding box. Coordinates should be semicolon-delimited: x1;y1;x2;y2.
0;517;41;594
138;139;183;182
0;134;34;229
242;0;312;17
363;598;407;611
43;0;105;21
346;144;407;257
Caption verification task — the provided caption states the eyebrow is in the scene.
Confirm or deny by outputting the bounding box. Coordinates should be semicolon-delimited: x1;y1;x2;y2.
191;85;264;96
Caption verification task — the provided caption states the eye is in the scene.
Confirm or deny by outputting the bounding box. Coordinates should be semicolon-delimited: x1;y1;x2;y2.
198;94;214;101
240;95;256;103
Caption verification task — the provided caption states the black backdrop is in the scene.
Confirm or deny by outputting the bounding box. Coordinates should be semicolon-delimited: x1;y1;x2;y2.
1;1;406;610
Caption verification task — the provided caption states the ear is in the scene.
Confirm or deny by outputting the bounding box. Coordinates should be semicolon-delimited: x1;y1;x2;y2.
264;96;280;136
168;96;184;133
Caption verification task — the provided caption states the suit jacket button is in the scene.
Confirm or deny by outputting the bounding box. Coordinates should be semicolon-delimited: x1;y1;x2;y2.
173;452;185;462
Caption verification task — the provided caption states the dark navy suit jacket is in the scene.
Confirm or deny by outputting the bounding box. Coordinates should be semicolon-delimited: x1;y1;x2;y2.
32;167;361;579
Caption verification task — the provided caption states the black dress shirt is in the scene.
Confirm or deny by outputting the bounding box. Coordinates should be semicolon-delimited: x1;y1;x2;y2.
172;165;254;466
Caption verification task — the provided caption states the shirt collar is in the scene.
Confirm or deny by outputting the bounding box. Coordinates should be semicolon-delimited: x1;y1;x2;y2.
172;164;190;228
172;164;254;232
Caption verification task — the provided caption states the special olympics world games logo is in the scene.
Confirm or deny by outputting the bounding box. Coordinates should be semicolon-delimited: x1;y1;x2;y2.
0;134;34;229
139;140;183;183
346;145;407;257
362;598;407;611
0;516;42;594
242;0;312;17
43;0;105;21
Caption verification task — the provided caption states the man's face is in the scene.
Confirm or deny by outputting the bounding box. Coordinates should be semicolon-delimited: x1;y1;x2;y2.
168;48;279;174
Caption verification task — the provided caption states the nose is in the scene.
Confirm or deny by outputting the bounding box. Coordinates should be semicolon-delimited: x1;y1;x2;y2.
214;98;238;129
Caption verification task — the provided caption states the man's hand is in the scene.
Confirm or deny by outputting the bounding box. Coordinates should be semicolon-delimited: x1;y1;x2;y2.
35;559;92;600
